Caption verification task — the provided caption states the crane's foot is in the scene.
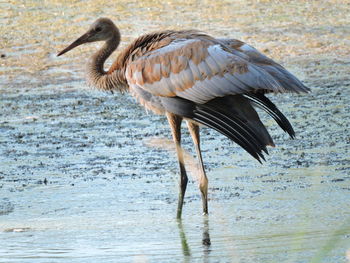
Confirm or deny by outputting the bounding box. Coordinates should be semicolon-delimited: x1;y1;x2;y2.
201;192;208;215
177;207;182;219
177;198;184;219
177;175;188;219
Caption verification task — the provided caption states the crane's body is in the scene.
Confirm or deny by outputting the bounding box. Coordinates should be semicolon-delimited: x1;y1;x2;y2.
58;18;309;218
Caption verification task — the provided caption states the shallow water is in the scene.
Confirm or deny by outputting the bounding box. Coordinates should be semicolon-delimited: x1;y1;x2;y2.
1;1;350;262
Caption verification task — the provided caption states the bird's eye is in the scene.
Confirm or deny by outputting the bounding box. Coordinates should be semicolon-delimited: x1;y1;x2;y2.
95;27;102;32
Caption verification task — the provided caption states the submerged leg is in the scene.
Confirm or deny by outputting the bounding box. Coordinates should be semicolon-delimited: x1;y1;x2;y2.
186;121;209;215
166;112;188;219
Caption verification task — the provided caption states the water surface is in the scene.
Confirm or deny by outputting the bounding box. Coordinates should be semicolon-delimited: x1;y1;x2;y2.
1;1;350;262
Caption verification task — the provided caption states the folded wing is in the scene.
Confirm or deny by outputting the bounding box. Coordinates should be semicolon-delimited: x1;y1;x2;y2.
126;37;309;104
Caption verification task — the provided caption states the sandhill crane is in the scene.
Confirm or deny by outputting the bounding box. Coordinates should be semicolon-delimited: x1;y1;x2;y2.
57;18;309;219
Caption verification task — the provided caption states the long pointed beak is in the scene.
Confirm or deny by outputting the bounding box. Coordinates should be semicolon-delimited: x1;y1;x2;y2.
57;32;91;56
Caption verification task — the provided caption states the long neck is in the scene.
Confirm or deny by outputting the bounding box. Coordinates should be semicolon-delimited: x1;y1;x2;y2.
86;32;127;92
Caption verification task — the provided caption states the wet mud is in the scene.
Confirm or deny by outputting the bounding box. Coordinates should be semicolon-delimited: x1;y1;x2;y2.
1;0;350;262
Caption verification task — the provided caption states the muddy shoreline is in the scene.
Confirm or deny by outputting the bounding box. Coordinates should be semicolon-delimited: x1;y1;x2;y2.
1;1;350;262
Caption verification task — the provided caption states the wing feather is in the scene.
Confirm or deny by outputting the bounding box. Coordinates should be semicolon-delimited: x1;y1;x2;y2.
220;38;310;93
126;36;309;104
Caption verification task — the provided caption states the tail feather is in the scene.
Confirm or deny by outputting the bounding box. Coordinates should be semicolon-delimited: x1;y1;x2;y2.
193;107;266;162
197;104;269;153
193;112;264;162
160;94;283;163
245;93;295;138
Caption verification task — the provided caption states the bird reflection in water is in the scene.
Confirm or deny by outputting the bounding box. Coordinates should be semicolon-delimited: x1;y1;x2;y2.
177;216;211;260
177;219;191;258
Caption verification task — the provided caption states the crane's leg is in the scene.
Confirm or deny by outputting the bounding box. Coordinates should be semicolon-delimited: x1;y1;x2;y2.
166;112;188;219
186;121;209;215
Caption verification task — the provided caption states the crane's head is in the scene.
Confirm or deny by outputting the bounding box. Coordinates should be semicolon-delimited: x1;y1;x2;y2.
57;18;120;56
